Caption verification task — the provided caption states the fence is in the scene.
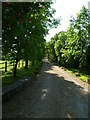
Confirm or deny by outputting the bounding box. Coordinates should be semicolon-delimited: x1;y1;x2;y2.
0;60;27;72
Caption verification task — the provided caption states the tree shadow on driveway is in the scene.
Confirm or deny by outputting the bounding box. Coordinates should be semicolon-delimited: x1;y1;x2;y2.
2;61;89;119
39;61;89;118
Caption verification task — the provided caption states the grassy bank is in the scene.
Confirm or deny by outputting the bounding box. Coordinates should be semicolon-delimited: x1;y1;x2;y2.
60;66;90;83
1;60;41;88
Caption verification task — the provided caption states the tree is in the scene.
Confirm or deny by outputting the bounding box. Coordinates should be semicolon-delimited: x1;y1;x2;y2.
54;31;67;65
47;6;89;71
2;2;60;77
75;6;88;71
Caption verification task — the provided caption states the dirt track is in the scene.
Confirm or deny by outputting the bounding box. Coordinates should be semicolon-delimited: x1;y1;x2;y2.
2;59;89;118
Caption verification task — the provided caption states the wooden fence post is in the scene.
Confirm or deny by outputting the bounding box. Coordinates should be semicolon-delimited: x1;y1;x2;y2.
5;61;7;72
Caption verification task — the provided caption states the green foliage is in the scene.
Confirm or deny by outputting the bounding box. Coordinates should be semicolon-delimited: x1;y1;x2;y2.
63;67;90;82
2;2;60;77
2;61;41;87
47;6;89;72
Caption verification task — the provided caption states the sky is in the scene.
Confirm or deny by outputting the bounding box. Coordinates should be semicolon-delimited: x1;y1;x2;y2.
45;0;89;42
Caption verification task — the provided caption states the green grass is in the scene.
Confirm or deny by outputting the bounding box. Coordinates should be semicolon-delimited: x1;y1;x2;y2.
0;60;41;88
60;66;90;82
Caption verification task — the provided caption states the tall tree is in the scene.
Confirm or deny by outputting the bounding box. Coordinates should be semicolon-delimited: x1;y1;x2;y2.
2;2;60;77
75;6;88;71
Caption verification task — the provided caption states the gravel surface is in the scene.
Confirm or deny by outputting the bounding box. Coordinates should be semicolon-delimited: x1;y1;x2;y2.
2;60;89;118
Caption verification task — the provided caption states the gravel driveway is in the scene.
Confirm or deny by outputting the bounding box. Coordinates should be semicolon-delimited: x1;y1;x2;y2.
2;59;89;118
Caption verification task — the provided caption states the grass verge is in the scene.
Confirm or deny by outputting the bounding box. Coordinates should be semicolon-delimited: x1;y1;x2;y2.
60;67;90;83
1;61;41;88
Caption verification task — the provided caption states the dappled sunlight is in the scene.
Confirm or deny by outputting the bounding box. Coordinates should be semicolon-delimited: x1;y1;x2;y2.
67;113;72;119
3;61;89;118
40;68;88;117
41;89;49;100
44;70;56;74
50;65;89;93
43;62;89;99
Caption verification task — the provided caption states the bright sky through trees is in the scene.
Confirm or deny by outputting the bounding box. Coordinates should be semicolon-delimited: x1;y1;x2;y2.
45;0;89;42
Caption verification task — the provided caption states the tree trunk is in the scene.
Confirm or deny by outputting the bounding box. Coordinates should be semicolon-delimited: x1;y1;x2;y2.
58;52;61;65
31;61;34;66
13;59;19;77
58;58;61;65
5;61;7;72
25;59;28;69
